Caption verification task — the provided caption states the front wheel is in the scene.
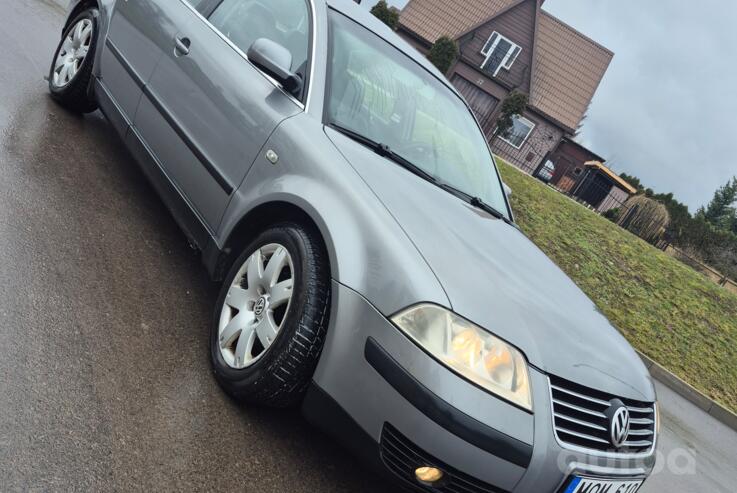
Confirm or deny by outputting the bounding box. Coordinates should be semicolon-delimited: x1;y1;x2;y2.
48;8;99;113
210;223;331;407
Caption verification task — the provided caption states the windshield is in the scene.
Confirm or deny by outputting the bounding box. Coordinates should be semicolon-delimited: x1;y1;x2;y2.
326;11;510;219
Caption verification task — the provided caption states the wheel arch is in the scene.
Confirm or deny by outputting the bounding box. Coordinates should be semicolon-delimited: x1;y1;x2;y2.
210;200;334;283
63;0;100;34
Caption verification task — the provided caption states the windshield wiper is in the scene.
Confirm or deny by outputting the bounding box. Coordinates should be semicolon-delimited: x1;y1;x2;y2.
471;196;515;226
328;123;514;226
328;123;439;185
436;181;515;226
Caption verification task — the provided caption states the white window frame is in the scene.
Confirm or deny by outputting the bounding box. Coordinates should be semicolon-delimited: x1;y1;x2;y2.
498;115;535;149
480;31;521;76
481;32;500;56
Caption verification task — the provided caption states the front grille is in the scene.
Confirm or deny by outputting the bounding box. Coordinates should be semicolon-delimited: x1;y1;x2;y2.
380;424;507;493
549;376;656;454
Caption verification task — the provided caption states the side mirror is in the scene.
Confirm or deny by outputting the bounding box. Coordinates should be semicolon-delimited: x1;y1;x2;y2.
503;182;513;199
247;38;303;96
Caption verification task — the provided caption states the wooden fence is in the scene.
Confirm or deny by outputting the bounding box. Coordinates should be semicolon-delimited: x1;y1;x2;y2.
664;245;737;295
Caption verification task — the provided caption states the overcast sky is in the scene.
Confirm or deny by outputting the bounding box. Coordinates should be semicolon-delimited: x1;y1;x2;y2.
362;0;737;211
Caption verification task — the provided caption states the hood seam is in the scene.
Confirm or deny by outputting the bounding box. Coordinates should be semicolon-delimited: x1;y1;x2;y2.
323;126;453;311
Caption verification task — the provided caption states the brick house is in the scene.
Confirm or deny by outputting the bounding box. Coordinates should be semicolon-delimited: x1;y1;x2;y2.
398;0;613;174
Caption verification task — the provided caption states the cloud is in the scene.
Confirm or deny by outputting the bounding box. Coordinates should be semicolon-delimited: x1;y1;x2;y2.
543;0;737;211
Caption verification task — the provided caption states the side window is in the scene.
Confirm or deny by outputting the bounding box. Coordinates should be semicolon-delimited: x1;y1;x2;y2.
209;0;310;78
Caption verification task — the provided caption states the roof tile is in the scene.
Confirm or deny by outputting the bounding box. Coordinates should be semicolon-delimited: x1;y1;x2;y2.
401;0;517;42
530;12;613;129
400;1;613;131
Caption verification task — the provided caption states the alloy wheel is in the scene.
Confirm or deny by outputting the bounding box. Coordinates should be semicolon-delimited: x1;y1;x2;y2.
52;18;93;88
218;243;295;369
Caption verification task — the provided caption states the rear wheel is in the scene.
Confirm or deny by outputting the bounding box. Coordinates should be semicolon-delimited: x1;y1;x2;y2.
210;223;331;407
48;9;99;113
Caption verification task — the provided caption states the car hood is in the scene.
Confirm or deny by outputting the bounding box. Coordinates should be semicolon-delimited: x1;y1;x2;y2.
327;128;655;402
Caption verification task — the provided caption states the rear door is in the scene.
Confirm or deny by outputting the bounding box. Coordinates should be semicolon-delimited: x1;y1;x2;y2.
132;0;312;233
99;0;202;130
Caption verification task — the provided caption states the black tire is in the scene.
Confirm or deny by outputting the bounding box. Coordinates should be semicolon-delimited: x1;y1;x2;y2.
210;223;331;407
48;8;99;114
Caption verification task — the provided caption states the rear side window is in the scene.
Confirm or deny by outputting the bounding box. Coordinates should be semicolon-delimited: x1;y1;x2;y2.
209;0;310;78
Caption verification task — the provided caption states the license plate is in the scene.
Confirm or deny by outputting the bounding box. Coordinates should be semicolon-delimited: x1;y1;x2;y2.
564;476;643;493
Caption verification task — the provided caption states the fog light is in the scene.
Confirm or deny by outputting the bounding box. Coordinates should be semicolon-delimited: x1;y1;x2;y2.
415;466;444;485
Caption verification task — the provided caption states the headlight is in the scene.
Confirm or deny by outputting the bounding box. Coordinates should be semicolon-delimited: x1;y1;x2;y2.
392;304;532;411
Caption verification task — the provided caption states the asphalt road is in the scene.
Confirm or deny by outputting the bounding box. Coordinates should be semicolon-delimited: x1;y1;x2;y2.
1;1;735;491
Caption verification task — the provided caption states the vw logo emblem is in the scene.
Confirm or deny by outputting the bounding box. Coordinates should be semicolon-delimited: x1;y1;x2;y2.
254;296;267;317
606;400;631;449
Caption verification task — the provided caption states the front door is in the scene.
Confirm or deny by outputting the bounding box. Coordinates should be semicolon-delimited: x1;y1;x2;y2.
133;0;312;233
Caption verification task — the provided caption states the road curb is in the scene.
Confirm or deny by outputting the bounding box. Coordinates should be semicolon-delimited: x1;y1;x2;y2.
637;351;737;431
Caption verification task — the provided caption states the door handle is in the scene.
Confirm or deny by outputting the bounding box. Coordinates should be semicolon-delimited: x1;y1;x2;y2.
174;36;191;57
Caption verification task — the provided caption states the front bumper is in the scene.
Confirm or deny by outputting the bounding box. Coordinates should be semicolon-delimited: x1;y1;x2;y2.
305;282;655;492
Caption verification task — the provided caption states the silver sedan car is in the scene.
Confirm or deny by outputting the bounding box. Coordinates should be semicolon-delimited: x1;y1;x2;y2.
49;0;657;491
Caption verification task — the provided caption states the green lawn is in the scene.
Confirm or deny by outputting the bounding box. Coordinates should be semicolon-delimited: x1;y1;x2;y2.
497;160;737;413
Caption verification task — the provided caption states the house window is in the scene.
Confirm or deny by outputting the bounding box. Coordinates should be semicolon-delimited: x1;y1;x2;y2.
499;114;535;149
480;31;521;76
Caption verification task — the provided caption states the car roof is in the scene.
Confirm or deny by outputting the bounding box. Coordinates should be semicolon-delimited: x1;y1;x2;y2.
324;0;461;98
